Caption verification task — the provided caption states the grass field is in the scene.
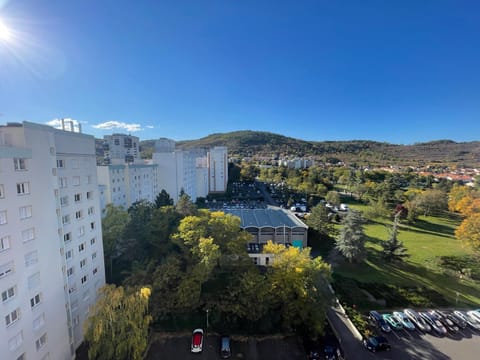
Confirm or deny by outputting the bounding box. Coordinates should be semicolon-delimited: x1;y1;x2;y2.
329;203;480;310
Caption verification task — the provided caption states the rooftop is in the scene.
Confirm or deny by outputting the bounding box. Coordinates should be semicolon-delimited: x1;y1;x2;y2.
223;207;307;229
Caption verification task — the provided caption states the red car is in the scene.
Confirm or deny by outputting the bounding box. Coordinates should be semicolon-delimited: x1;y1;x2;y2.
191;329;204;353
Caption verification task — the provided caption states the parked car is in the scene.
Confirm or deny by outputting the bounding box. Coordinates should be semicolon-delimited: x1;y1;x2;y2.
419;312;447;336
191;329;204;353
220;336;231;358
363;336;391;352
467;309;480;323
369;311;391;333
323;344;339;360
453;310;480;331
429;310;459;333
392;311;416;331
383;313;403;331
444;311;468;329
404;309;431;333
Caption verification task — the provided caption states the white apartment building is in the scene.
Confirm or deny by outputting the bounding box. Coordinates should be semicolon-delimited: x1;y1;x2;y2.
0;122;105;360
97;163;159;211
152;139;201;203
102;134;140;164
208;146;228;193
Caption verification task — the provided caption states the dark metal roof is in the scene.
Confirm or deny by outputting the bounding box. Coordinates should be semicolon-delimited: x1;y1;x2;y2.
224;207;308;229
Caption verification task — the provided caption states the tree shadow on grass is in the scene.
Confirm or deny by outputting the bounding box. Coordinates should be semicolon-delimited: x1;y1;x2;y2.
406;218;455;237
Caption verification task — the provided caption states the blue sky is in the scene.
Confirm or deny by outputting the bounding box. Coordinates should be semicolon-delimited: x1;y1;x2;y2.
0;0;479;144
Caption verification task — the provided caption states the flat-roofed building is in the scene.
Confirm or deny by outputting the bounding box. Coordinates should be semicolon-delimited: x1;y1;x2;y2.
0;121;106;359
223;206;308;266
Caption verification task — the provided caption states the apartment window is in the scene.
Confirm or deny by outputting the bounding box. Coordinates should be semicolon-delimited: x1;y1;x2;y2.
68;284;77;294
90;237;96;246
74;193;81;202
92;252;97;260
73;315;80;326
28;272;40;289
5;308;20;326
61;214;71;225
14;158;27;171
78;226;85;237
81;275;87;284
0;184;4;198
87;206;94;215
72;176;80;186
19;205;32;219
93;267;98;276
8;330;23;351
71;299;79;312
0;210;7;225
75;210;83;220
82;289;90;301
0;235;10;252
80;258;87;268
16;182;30;195
25;250;39;267
87;175;92;184
36;332;47;351
33;313;45;331
56;159;65;168
60;196;69;206
71;159;79;169
65;249;73;261
59;177;67;188
30;293;41;308
90;221;95;230
22;228;35;242
86;191;93;199
78;242;85;253
1;286;15;302
63;232;71;243
67;267;74;277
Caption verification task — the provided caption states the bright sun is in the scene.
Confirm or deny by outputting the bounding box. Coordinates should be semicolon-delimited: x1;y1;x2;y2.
0;19;12;42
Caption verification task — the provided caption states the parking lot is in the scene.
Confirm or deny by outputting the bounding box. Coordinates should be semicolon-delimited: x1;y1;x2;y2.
147;333;305;360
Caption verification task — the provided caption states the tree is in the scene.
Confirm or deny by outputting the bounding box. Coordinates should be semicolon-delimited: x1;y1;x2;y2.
262;241;332;334
154;189;173;208
84;285;152;360
101;204;128;281
325;191;340;206
176;191;197;217
415;189;448;216
456;213;480;250
306;204;336;238
381;213;409;261
335;210;366;263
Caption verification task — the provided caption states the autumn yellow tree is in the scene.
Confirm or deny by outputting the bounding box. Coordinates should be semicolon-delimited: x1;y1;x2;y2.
84;285;152;360
456;213;480;250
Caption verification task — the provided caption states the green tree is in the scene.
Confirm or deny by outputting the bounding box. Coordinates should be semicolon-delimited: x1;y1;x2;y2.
335;210;366;263
154;189;174;208
84;285;152;360
325;191;340;206
416;189;448;216
176;191;197;217
101;204;128;282
306;204;336;238
381;213;409;262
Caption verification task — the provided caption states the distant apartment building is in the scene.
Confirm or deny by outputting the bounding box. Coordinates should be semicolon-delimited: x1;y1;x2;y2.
102;134;140;164
208;146;228;193
0;122;106;359
97;163;159;211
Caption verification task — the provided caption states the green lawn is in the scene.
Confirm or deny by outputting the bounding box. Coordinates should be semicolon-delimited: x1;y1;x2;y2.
332;204;480;309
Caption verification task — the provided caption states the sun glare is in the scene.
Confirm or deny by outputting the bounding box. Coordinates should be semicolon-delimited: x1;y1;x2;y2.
0;19;12;42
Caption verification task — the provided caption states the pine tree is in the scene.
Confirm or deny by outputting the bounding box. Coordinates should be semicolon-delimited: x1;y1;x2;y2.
335;210;366;263
382;212;409;261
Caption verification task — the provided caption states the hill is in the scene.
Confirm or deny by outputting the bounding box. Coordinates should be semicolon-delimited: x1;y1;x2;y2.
96;131;480;167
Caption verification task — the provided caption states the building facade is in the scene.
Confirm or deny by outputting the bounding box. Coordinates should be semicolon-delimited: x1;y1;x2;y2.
102;134;140;164
97;163;159;211
0;122;105;360
208;146;228;193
